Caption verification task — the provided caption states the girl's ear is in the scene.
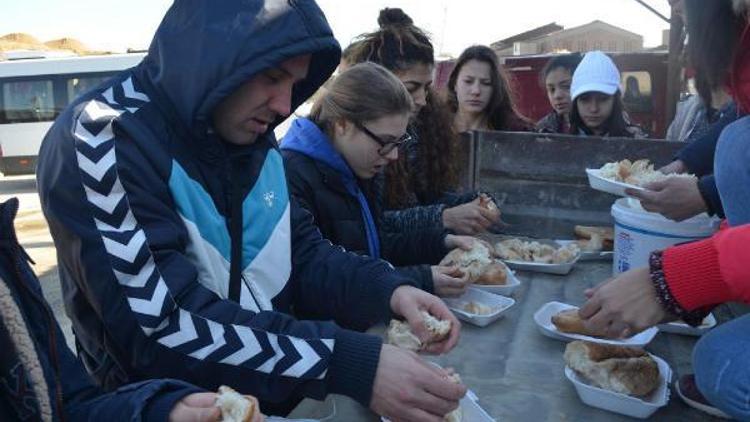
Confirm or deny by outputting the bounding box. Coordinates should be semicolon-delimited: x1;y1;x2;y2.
333;119;351;139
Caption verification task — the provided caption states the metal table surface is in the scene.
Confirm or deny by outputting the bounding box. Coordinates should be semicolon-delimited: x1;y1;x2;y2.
290;260;729;421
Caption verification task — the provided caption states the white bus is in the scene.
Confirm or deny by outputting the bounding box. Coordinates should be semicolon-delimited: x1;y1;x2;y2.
0;52;146;175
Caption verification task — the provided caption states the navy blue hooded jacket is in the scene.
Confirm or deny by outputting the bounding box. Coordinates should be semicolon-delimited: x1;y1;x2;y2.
36;0;413;414
0;198;201;421
281;118;450;296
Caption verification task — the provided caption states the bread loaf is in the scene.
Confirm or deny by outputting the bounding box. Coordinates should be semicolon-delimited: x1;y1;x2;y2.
564;341;660;397
551;309;599;337
387;311;451;351
440;242;507;284
216;386;256;422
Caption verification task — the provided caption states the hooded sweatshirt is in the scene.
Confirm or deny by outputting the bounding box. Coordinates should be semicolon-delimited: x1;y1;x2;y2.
36;0;414;414
282;118;381;259
282;118;450;295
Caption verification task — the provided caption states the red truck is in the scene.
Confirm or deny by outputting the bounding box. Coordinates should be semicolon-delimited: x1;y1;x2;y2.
435;51;670;138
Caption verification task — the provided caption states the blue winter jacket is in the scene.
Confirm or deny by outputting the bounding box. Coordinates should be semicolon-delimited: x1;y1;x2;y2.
0;198;201;421
36;0;413;415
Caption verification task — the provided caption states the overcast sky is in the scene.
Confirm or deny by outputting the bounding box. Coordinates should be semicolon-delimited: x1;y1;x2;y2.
2;0;672;57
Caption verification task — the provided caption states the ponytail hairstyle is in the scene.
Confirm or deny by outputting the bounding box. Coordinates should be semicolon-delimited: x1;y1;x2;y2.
309;62;413;136
447;45;530;131
346;8;463;208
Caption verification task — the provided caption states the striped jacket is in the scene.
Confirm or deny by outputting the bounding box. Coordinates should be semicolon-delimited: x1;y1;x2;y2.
37;0;412;414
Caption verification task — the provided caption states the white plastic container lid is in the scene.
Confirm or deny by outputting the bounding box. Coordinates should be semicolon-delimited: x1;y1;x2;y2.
611;198;718;238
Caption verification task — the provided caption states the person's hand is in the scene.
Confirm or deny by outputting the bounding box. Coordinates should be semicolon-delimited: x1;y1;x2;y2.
444;234;485;251
431;265;469;297
390;285;461;354
658;159;687;175
442;198;500;235
625;177;707;221
169;392;263;422
579;267;674;338
370;344;466;422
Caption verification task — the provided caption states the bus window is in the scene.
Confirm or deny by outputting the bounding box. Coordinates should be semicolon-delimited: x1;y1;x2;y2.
621;71;652;113
1;79;56;124
67;75;113;101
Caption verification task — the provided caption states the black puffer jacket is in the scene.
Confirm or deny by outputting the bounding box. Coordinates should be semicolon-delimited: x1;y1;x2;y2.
281;119;450;294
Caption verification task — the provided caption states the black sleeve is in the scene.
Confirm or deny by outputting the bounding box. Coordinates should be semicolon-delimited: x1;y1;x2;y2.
395;265;434;294
380;228;448;267
697;174;725;219
676;110;740;177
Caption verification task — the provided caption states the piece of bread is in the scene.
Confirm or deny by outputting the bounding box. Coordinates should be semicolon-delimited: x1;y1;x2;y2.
461;301;495;315
444;373;463;422
564;341;660;397
387;311;451;350
386;319;422;351
216;386;255;422
440;242;493;282
574;226;614;251
475;262;508;285
551;309;600;337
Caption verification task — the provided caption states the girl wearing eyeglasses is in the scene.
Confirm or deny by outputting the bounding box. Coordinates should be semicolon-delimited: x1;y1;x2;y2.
281;62;476;299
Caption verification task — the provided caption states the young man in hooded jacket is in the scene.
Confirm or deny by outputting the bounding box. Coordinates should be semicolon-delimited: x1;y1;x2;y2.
36;0;465;420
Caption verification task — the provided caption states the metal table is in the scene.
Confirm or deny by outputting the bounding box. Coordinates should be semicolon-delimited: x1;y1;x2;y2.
290;260;729;421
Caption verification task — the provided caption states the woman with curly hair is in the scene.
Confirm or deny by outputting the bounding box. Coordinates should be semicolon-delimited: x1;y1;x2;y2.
346;8;501;235
447;45;532;133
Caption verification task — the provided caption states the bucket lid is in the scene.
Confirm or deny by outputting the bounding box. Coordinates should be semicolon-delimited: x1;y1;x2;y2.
611;198;719;237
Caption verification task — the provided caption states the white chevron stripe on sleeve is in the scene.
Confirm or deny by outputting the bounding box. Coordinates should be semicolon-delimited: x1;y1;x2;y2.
94;210;137;233
189;319;226;360
256;333;284;374
76;148;116;182
220;325;262;365
82;100;122;122
101;229;146;263
142;317;170;337
322;339;334;352
128;278;169;316
113;258;157;288
282;337;323;378
122;77;150;102
102;87;116;105
158;309;198;347
83;179;125;215
74;119;114;149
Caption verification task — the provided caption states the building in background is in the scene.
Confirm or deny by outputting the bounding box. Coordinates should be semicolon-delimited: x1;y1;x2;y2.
491;20;644;57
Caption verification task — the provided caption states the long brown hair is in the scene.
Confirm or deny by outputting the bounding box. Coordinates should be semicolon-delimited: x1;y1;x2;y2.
447;45;531;131
346;8;463;208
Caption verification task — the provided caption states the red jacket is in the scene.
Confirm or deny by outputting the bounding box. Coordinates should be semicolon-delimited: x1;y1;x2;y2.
664;21;750;310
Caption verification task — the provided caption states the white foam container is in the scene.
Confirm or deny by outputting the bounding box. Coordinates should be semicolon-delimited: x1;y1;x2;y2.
382;385;495;422
533;301;659;347
586;168;645;197
444;287;515;327
472;261;521;296
495;239;580;275
565;354;672;419
658;313;717;336
611;198;719;274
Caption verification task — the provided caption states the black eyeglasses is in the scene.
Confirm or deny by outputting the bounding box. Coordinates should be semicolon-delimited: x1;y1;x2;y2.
354;121;412;157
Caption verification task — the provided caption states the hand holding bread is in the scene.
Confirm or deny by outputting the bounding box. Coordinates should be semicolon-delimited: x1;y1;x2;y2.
440;241;508;285
389;285;461;354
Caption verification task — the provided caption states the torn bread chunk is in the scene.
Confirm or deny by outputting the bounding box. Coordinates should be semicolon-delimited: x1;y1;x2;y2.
216;386;255;422
387;311;451;350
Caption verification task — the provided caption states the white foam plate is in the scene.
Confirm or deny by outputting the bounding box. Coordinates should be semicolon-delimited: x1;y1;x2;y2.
382;392;495;422
472;262;521;295
533;301;659;347
444;287;515;327
495;239;580;275
555;240;613;261
586;168;645;197
565;354;671;419
657;313;717;336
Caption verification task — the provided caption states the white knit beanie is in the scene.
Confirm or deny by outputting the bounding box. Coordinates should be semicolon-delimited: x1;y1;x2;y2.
571;50;621;101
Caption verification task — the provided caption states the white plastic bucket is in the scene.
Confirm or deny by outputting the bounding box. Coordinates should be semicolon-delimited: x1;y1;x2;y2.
611;198;719;274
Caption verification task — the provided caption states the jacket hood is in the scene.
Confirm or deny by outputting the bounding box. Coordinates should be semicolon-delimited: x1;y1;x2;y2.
281;118;357;186
137;0;341;138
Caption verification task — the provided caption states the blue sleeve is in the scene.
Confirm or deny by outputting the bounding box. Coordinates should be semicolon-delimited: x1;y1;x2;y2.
37;103;389;408
676;109;740;176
